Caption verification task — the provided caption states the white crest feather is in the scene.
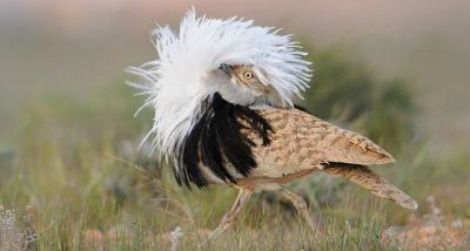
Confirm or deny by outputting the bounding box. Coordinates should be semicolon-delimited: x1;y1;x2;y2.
128;8;313;157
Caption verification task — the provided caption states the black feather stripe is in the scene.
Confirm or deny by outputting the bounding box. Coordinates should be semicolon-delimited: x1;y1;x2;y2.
178;115;206;187
175;93;273;188
214;110;254;177
294;104;311;114
201;110;236;183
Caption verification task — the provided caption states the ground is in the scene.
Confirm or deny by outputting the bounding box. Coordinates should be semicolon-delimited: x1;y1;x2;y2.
0;87;468;250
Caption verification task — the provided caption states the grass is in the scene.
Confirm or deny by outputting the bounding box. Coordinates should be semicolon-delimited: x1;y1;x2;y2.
1;55;469;250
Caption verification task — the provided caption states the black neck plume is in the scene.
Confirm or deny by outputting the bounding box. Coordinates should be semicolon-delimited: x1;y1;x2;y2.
175;93;273;188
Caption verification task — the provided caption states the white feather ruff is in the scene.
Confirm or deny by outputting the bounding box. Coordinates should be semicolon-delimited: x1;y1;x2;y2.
127;8;312;160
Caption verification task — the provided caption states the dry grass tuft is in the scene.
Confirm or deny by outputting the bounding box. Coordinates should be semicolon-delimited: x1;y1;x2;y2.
382;196;470;251
0;205;37;251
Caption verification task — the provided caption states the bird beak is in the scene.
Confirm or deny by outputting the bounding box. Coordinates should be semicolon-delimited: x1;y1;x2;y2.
219;63;233;76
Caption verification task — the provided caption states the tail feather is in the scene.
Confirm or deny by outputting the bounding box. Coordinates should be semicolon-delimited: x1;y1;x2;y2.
323;163;418;210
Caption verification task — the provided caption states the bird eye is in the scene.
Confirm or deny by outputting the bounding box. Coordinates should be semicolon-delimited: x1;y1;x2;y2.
243;71;253;79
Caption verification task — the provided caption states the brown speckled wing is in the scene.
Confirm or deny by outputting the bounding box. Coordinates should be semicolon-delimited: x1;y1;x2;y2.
241;108;395;178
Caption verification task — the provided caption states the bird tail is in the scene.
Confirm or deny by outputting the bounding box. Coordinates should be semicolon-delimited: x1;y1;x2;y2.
323;163;418;210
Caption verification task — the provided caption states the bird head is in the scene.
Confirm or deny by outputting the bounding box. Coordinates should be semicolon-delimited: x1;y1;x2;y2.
128;8;312;161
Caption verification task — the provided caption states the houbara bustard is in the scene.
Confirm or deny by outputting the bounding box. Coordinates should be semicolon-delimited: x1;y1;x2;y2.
128;9;418;240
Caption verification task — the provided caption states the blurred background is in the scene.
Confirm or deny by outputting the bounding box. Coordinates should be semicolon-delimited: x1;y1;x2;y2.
1;0;469;150
0;1;469;250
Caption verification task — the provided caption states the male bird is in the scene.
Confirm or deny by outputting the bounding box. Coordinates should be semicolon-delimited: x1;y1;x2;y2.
128;9;418;240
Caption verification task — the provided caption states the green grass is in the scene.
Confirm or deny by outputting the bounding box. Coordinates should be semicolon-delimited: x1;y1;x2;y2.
1;53;469;250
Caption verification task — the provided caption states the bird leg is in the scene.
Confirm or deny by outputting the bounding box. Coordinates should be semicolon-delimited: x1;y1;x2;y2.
278;188;323;237
207;188;253;241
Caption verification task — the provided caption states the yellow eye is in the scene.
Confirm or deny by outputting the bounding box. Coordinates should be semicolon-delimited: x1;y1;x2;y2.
243;71;253;79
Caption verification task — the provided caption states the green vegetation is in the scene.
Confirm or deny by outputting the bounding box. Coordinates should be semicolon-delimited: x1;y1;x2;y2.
0;47;468;250
303;47;416;152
